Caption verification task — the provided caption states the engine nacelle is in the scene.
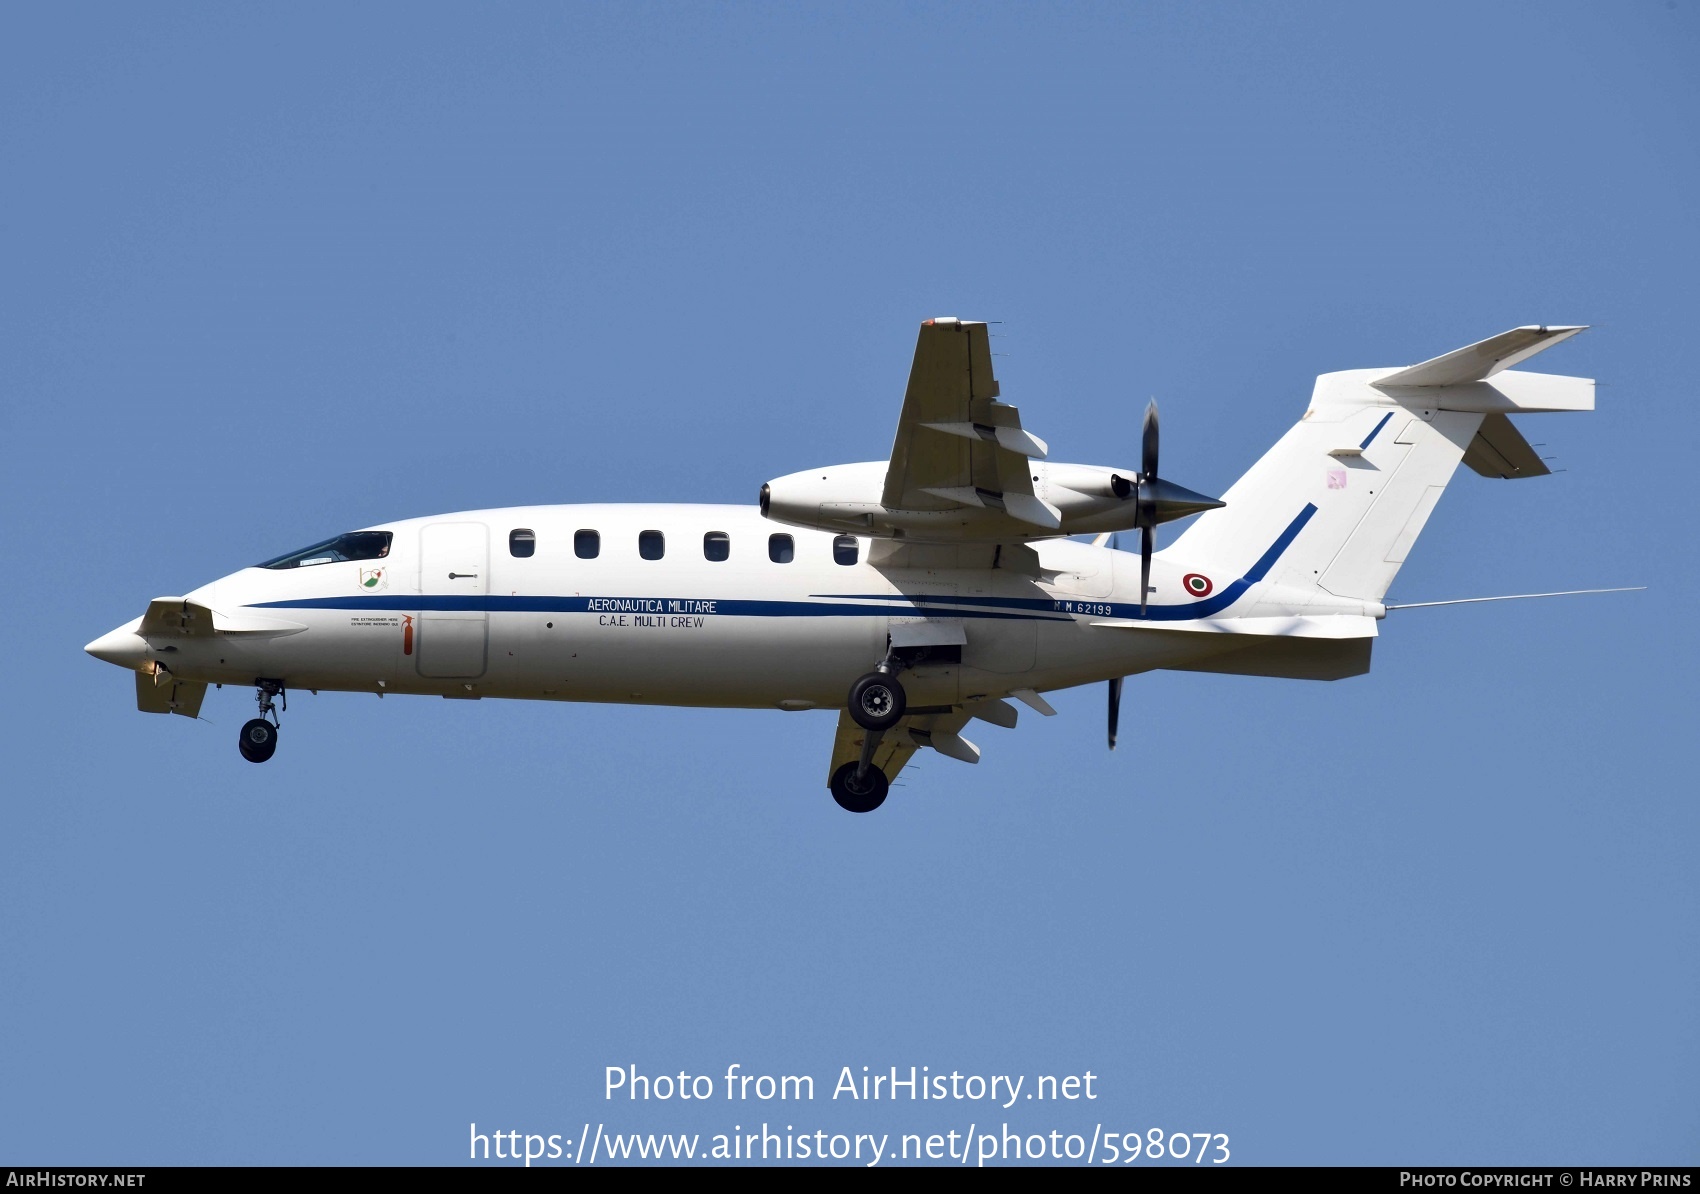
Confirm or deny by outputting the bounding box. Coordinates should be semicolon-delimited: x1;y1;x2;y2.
760;461;905;536
760;460;1179;541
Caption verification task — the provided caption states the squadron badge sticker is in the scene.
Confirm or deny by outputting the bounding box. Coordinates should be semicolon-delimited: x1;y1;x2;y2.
358;566;388;592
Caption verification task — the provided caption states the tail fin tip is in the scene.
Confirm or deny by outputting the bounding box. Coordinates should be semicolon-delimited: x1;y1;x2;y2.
1375;325;1588;388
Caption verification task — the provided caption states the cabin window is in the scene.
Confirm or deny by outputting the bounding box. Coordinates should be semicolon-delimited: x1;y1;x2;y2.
639;529;665;560
703;531;730;562
259;531;393;570
833;535;859;566
509;529;536;558
768;533;794;564
574;529;600;559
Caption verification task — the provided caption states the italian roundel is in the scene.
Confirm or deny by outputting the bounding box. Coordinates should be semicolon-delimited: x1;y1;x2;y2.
1182;573;1213;598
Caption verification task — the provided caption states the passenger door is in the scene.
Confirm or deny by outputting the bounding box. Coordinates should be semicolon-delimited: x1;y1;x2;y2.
416;522;489;679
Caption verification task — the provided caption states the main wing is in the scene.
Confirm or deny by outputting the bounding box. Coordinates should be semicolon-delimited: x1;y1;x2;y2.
880;319;1059;530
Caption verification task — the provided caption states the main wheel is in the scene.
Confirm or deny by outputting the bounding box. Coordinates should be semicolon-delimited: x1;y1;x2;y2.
830;762;889;814
847;671;906;732
238;718;278;763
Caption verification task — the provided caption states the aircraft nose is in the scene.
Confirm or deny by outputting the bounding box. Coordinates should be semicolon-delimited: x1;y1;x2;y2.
84;626;150;669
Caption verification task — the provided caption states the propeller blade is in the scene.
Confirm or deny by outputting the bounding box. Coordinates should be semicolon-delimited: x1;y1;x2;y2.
1142;398;1160;481
1140;524;1153;614
1107;676;1122;750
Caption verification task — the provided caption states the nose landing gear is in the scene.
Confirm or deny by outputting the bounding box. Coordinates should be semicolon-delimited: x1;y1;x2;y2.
239;679;285;763
239;719;278;763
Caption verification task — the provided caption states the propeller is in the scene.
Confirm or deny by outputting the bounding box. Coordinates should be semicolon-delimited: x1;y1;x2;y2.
1106;530;1124;749
1101;413;1222;750
1139;400;1159;613
1110;399;1226;614
1108;675;1122;750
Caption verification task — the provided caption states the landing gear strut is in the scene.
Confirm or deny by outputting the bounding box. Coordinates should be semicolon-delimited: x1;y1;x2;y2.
239;679;284;764
834;654;910;813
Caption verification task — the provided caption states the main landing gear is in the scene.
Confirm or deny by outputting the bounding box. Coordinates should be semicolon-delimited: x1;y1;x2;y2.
830;760;889;814
848;670;906;732
832;656;910;813
239;679;285;763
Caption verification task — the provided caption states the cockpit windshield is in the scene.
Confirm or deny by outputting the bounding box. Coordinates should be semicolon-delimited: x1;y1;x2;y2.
259;531;393;570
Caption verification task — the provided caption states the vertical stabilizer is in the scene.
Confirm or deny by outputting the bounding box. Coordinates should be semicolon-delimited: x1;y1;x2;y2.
1166;328;1591;603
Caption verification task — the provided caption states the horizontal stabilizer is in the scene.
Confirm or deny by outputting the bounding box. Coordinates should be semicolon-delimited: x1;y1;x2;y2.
1461;412;1550;479
1375;325;1587;388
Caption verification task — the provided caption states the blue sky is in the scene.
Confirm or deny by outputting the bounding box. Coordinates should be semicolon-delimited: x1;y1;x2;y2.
3;2;1695;1166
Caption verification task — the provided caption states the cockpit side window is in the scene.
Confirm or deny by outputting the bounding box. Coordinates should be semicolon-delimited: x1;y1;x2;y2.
259;531;393;570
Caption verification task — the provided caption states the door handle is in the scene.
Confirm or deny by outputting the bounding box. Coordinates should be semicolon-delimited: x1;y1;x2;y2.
448;572;479;580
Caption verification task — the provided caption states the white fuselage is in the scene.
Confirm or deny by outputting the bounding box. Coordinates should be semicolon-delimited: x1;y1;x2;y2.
150;503;1275;710
83;321;1597;806
84;321;1597;806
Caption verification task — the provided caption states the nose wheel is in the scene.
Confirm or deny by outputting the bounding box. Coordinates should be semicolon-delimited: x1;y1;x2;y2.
239;719;278;763
239;679;285;763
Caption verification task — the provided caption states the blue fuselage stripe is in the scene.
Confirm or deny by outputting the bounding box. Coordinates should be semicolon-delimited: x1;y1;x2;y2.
254;504;1320;624
254;595;1056;620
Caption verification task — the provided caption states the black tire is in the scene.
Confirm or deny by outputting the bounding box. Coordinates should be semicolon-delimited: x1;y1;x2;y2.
847;671;906;732
238;718;278;764
830;762;889;814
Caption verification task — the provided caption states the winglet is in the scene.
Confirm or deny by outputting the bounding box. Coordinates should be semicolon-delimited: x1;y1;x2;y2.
1374;326;1587;388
